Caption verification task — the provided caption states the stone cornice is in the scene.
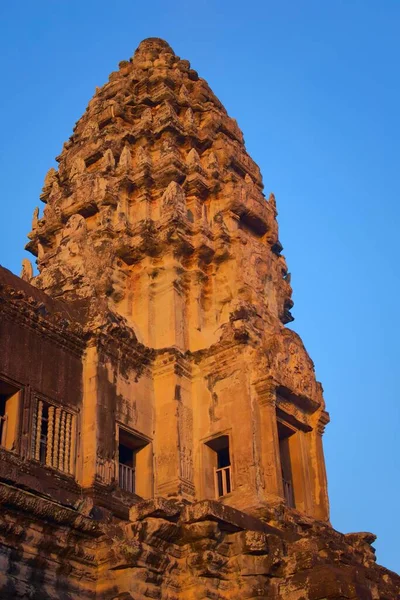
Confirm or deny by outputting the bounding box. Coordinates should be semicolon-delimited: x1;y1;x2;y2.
253;377;277;407
0;283;86;357
0;481;102;537
153;349;192;379
92;325;155;376
276;385;320;415
316;410;330;435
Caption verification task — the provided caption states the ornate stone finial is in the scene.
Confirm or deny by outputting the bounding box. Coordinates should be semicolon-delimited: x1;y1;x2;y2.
20;258;33;281
103;149;115;171
118;145;131;171
32;207;39;231
184;108;195;128
187;148;202;169
161;182;186;218
43;168;57;189
179;85;190;103
162;181;185;205
40;168;58;202
134;38;175;58
205;151;220;175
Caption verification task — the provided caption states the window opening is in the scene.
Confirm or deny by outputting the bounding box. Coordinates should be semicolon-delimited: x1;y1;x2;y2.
118;428;148;495
277;420;295;508
0;380;20;452
32;399;75;474
206;435;232;498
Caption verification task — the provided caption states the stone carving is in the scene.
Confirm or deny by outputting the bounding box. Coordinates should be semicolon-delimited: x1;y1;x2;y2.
118;144;131;171
31;206;39;231
70;157;86;179
161;181;186;218
63;213;87;240
103;148;115;171
20;258;33;281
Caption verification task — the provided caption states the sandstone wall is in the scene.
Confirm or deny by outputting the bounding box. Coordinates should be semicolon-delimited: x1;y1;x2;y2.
1;491;399;600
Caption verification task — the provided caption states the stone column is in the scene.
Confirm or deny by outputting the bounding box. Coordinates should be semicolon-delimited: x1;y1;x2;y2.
253;378;283;501
148;258;187;351
288;429;315;516
79;343;99;487
153;353;194;500
310;410;330;521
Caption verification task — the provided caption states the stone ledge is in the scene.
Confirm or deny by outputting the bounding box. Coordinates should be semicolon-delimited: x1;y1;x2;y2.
129;497;284;536
182;499;282;535
0;481;102;536
129;497;182;522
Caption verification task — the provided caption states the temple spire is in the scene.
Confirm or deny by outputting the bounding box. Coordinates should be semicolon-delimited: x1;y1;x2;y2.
26;38;293;351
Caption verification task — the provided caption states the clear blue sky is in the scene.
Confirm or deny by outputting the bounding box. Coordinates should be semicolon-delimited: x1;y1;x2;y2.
0;0;399;573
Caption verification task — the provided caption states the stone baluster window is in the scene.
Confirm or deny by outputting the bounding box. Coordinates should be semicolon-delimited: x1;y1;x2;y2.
31;400;75;475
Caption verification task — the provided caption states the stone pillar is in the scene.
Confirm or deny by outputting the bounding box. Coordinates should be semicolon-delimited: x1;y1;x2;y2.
79;343;99;487
148;258;187;351
310;410;330;521
187;268;204;352
288;430;315;516
2;390;20;452
153;354;194;500
253;378;283;501
134;443;154;499
130;257;151;346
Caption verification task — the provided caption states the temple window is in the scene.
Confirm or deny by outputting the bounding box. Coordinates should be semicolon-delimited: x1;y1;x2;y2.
277;420;295;508
31;399;75;474
205;435;232;498
118;428;149;495
0;379;21;452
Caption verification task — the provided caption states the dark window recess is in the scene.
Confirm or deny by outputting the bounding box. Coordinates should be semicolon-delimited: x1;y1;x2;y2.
118;429;148;495
238;213;267;237
206;435;232;498
277;421;295;508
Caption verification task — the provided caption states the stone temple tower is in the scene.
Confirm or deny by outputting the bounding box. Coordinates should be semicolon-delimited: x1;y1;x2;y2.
0;38;398;599
25;37;328;516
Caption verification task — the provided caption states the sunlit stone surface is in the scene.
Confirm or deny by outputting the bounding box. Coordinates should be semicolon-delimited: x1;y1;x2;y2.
0;38;398;599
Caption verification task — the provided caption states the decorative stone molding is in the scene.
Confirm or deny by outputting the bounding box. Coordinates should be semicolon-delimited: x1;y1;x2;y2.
253;377;277;407
316;410;330;435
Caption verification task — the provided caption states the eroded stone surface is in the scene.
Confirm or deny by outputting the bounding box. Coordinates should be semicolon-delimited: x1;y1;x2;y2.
1;495;399;599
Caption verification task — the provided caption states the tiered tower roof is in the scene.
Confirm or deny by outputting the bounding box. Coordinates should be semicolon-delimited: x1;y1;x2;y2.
26;38;293;352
